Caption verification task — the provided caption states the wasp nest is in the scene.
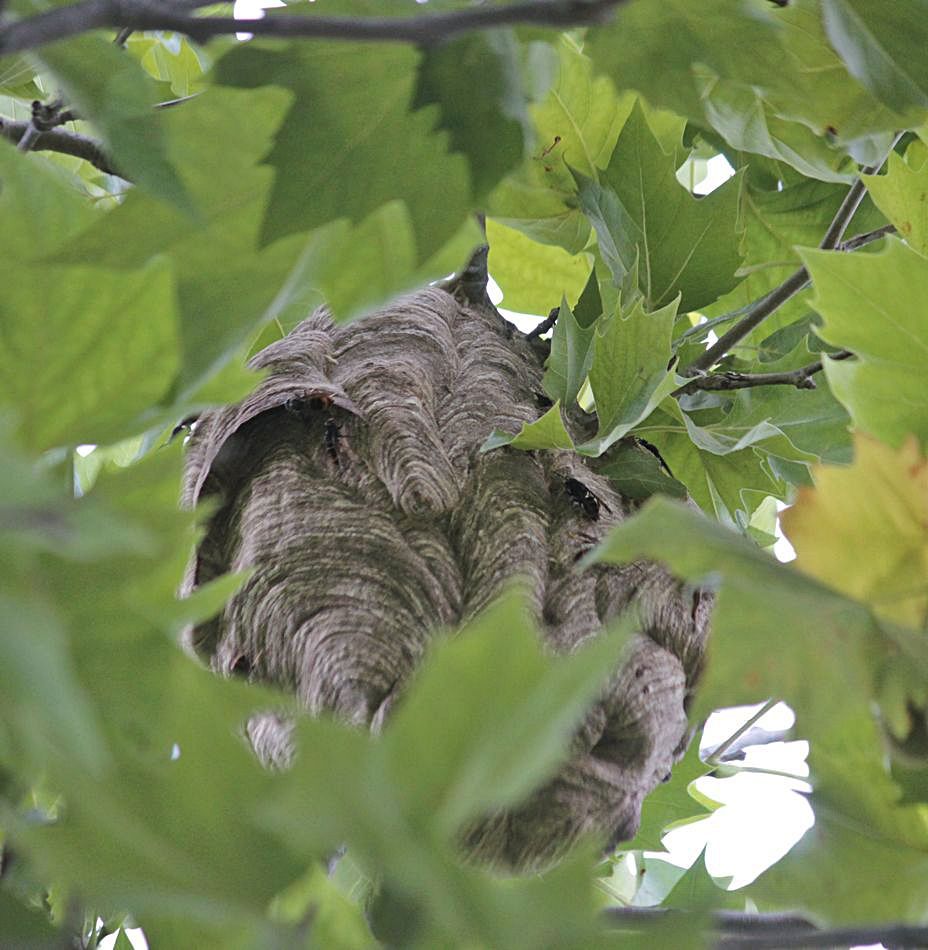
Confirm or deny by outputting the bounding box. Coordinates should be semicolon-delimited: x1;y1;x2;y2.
181;257;710;870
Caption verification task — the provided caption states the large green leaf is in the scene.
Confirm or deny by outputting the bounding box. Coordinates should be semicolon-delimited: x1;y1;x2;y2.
383;590;630;835
0;257;178;451
487;36;630;254
576;103;744;313
864;139;928;257
588;0;917;158
800;239;928;445
35;36;188;207
215;42;470;255
487;217;592;316
703;174;886;351
823;0;928;112
413;32;524;201
580;296;679;455
0;141;97;262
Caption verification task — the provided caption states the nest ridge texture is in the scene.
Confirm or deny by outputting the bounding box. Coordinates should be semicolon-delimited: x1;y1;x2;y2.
182;282;710;870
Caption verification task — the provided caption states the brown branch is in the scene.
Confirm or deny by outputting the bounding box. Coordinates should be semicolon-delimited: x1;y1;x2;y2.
673;350;853;397
526;307;560;340
0;116;121;176
0;0;626;56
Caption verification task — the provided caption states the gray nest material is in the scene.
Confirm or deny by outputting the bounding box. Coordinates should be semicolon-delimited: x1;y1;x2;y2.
181;274;711;871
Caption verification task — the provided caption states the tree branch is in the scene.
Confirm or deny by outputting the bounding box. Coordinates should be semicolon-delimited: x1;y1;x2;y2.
0;0;627;56
604;908;928;948
526;307;560;340
673;350;853;397
0;116;121;176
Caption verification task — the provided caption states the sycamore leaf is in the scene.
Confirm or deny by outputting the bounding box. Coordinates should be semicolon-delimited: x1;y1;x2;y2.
864;141;928;257
579;296;679;456
481;402;574;453
633;404;785;520
800;238;928;446
487;218;592;316
702;174;886;350
588;0;916;155
0;142;97;262
823;0;928;112
486;36;628;255
595;440;688;503
215;42;470;255
575;103;744;313
383;590;631;836
782;434;928;629
543;295;596;406
0;258;178;451
413;32;524;201
36;36;188;208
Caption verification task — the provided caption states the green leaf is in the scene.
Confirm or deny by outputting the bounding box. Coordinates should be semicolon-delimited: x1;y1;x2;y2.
800;238;928;446
481;402;574;453
594;440;688;503
383;589;631;835
580;296;679;455
575;103;744;313
35;36;188;207
703;174;886;350
487;217;592;316
586;496;886;767
633;405;785;520
588;0;916;156
215;42;470;255
543;295;596;405
486;35;630;255
0;257;179;451
0;141;97;261
823;0;928;112
864;141;928;257
413;32;524;201
0;592;107;773
619;739;712;852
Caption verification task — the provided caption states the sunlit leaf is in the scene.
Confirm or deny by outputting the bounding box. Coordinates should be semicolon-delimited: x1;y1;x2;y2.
782;434;928;628
800;238;928;445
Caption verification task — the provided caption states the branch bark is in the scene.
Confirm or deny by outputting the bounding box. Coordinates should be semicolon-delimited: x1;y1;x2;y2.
673;350;853;397
604;907;928;949
0;0;627;56
0;116;121;176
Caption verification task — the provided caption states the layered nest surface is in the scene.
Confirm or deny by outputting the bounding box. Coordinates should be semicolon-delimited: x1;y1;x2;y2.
181;267;710;870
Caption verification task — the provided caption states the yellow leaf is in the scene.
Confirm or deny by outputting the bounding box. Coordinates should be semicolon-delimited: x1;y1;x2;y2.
781;435;928;629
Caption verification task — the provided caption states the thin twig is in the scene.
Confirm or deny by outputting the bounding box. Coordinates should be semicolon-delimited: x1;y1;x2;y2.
526;307;560;340
0;117;121;175
0;0;627;56
819;134;903;249
704;699;778;765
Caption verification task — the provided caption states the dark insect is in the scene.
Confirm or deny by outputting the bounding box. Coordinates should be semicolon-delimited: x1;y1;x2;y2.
540;135;562;158
324;417;341;465
169;414;199;443
635;438;675;478
564;477;601;521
